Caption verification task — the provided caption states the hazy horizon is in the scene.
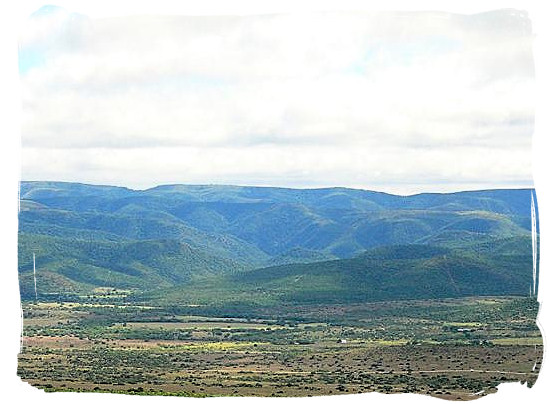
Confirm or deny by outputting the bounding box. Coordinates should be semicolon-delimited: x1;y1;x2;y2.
18;178;536;197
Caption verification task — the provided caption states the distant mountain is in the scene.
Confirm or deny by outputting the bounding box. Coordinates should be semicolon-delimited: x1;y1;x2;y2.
18;181;538;300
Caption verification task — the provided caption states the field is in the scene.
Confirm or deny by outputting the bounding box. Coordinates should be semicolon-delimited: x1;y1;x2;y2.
18;294;542;400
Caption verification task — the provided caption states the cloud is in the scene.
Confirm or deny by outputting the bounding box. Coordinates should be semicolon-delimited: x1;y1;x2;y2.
22;144;532;195
19;8;535;193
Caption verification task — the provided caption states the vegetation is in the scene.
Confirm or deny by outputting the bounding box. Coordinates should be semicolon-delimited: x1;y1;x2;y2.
19;182;537;300
17;182;542;399
19;295;542;399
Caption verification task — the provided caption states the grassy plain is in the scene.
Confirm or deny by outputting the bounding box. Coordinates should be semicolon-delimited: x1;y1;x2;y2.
18;294;542;400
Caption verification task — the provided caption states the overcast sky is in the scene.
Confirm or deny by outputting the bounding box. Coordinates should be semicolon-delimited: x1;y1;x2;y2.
18;6;535;194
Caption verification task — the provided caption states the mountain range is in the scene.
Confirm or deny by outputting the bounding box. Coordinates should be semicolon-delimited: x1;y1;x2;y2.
18;181;538;304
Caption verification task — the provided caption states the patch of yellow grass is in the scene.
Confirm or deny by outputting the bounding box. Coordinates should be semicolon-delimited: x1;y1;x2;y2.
474;298;506;305
491;337;543;346
183;341;268;351
376;339;409;346
443;322;484;327
356;339;409;346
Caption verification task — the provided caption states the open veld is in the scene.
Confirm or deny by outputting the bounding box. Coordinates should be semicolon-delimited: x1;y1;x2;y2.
19;294;542;400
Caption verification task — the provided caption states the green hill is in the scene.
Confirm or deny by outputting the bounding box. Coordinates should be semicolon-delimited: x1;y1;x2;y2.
149;238;533;307
18;181;538;302
18;232;246;297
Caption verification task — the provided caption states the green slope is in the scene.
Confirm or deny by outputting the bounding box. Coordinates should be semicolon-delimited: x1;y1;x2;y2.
18;232;247;298
148;238;533;307
20;182;536;259
18;181;538;301
19;203;270;265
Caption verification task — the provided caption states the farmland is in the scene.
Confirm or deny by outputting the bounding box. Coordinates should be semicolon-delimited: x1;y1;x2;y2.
18;294;542;399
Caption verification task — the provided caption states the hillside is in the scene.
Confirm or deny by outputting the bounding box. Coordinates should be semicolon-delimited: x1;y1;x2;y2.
148;237;534;307
18;181;538;301
18;232;247;297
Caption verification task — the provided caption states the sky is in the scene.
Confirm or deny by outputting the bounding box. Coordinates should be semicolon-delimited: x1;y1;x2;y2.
18;6;536;194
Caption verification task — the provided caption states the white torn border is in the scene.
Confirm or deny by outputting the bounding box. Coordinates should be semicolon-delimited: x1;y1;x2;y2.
7;3;550;404
532;191;538;297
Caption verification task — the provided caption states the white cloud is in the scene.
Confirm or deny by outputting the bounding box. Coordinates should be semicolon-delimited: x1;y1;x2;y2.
19;8;535;193
22;144;533;195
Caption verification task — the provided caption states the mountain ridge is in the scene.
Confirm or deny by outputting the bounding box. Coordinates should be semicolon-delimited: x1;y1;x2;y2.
18;181;538;303
20;179;535;196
